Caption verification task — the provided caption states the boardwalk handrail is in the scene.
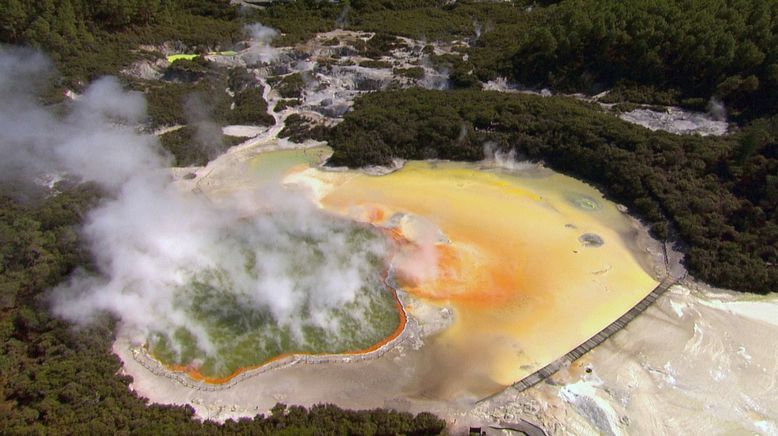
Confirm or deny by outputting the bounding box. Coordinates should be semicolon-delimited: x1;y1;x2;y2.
477;275;677;403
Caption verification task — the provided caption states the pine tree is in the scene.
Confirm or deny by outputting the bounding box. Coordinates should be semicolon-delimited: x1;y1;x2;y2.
56;0;81;48
0;0;29;43
22;17;52;49
135;0;162;26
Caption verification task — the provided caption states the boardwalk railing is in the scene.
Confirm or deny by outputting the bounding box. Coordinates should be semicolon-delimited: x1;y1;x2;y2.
477;275;677;403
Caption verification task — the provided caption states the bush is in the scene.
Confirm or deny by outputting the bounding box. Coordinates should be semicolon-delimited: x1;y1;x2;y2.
274;72;306;99
360;59;393;69
274;98;302;112
229;87;274;126
394;67;425;79
159;126;244;167
162;56;210;82
279;114;328;143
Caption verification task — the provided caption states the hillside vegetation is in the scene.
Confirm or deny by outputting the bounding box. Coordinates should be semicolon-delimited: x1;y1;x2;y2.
503;0;778;120
0;0;242;86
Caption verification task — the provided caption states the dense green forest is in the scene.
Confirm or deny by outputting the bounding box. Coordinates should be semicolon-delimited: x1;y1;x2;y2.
503;0;778;119
8;0;778;118
327;89;777;294
0;189;446;434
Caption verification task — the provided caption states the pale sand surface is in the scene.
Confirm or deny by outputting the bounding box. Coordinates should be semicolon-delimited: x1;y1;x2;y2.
470;282;778;435
222;125;266;138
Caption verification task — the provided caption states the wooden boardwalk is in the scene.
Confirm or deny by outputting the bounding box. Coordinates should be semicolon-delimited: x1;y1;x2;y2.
478;275;677;402
488;419;548;436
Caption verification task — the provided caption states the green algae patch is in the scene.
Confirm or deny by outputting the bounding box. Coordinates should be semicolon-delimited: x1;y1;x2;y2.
167;51;240;64
167;54;199;63
250;146;331;183
148;220;401;381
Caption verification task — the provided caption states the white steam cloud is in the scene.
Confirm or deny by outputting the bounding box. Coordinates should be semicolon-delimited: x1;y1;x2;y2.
0;48;165;190
0;47;391;367
336;6;350;28
483;141;534;171
184;92;224;160
707;97;727;122
243;23;279;65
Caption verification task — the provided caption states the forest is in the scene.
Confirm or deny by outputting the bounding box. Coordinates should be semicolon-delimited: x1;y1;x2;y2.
7;0;777;119
502;0;778;120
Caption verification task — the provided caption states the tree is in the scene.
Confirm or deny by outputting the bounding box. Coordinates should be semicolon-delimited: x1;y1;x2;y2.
22;17;52;49
135;0;162;26
55;0;80;48
0;0;29;43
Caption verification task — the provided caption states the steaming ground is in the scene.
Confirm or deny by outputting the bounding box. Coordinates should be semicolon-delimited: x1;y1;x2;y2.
617;106;728;136
126;28;765;435
145;214;400;379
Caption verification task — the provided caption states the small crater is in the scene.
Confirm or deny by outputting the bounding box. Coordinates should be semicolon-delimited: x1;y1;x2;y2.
579;233;604;247
567;194;602;211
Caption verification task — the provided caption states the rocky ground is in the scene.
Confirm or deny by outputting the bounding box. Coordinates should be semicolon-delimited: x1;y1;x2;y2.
618;107;728;136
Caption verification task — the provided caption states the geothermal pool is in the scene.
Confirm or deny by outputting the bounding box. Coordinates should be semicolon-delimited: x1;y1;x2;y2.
150;146;659;401
287;157;658;397
150;148;408;382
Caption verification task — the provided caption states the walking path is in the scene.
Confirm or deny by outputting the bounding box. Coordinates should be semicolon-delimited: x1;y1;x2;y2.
488;419;548;436
477;274;678;404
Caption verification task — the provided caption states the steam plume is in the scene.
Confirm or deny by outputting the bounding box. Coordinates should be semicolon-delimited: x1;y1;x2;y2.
707;97;727;122
336;6;350;28
0;47;392;370
244;23;279;65
184;92;224;161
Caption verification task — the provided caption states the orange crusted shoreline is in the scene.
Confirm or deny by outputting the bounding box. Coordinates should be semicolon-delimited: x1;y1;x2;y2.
152;227;411;385
160;287;407;384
